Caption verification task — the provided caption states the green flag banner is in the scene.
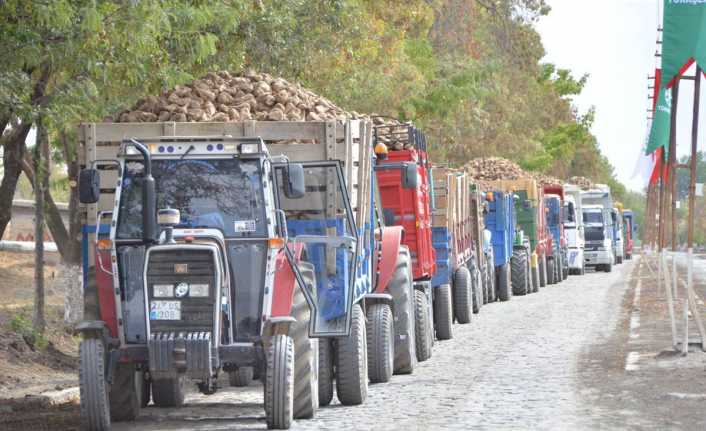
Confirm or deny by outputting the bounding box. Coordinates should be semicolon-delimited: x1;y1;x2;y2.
646;86;672;155
645;0;706;154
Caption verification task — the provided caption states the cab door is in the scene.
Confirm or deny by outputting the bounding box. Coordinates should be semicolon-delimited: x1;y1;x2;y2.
273;161;358;337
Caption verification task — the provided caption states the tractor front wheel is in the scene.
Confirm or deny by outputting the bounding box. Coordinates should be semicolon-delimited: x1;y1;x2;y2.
335;303;368;406
366;303;394;383
434;284;453;340
452;267;472;324
79;338;111;431
497;263;511;301
414;289;433;362
265;334;294;430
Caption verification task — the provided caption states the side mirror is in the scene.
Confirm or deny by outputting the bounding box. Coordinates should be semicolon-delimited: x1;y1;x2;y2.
284;163;306;199
402;163;419;189
79;169;100;204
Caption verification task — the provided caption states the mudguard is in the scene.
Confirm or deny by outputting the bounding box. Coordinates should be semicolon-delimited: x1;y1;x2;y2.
374;225;404;294
95;250;119;338
270;244;304;318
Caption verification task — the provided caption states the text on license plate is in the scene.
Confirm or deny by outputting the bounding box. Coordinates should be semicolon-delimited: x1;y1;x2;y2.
150;301;181;320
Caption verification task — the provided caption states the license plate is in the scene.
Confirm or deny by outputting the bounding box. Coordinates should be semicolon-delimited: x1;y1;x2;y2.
150;301;181;320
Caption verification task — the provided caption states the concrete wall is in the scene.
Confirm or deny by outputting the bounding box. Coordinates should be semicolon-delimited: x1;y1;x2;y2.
2;199;69;242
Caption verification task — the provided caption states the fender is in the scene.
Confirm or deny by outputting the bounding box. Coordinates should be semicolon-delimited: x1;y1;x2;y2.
95;251;119;338
270;244;304;318
374;225;404;294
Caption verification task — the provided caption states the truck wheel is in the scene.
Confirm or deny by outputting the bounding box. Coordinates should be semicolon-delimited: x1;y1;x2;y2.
471;268;482;314
291;262;318;419
152;376;185;407
317;338;334;407
366;303;394;384
229;367;254;387
539;255;547;288
79;338;110;430
335;303;367;406
434;284;453;340
388;246;416;375
511;250;528;296
486;260;496;302
547;258;556;285
265;334;294;429
140;375;150;407
109;363;141;422
605;261;613;273
496;263;511;301
414;290;433;362
452;267;472;324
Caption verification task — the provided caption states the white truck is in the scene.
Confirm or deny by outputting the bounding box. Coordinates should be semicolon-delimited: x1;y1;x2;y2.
581;185;614;272
563;184;585;275
610;207;625;264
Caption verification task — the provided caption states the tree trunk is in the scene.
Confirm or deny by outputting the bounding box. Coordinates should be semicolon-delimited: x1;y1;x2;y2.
33;115;48;333
0;122;32;240
61;131;82;265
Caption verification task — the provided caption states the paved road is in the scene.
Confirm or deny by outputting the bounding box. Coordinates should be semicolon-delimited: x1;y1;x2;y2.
116;261;635;431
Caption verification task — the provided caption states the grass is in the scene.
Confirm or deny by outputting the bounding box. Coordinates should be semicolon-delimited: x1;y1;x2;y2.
7;313;49;351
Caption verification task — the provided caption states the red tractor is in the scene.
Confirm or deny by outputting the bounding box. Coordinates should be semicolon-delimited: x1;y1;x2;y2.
373;123;437;362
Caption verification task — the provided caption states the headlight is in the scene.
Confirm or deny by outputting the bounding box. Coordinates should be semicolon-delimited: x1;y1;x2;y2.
190;284;210;297
153;284;174;297
239;143;260;154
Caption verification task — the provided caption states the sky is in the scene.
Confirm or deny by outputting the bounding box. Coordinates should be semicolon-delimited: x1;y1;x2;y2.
536;0;706;192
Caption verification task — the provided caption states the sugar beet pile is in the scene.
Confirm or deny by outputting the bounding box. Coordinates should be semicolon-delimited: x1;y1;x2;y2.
116;70;590;186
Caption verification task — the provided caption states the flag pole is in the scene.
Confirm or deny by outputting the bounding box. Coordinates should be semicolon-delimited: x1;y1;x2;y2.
663;80;679;349
687;67;705;351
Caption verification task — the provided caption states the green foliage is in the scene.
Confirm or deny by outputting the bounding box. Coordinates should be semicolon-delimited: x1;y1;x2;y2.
8;313;48;350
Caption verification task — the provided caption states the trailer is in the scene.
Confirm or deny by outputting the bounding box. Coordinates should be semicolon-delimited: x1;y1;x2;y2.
430;168;479;327
469;184;495;306
76;120;412;429
543;184;568;282
483;190;515;301
489;179;552;289
373;124;436;359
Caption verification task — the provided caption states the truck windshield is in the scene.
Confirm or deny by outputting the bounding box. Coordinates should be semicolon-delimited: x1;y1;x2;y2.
583;211;603;224
116;158;266;239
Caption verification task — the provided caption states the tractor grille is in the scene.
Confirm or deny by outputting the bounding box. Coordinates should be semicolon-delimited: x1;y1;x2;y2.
146;248;217;334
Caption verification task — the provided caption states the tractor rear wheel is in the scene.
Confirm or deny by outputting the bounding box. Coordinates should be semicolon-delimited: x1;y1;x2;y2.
79;338;110;431
497;263;511;301
471;265;482;314
366;303;394;384
109;363;141;422
414;290;433;362
265;334;294;429
511;250;529;296
335;303;368;406
291;262;319;419
434;284;453;340
152;376;185;408
317;338;334;407
539;254;547;288
388;246;416;375
452;267;472;324
229;367;254;387
547;258;556;285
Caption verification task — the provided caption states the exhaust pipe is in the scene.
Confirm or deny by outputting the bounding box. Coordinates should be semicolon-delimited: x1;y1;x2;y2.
127;139;157;243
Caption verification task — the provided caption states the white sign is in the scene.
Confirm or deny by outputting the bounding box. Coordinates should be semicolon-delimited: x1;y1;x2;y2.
696;183;704;197
150;301;181;320
234;220;257;233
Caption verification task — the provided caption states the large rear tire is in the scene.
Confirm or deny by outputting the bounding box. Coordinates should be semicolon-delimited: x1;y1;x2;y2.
471;264;482;314
511;250;529;296
109;363;141;422
434;284;453;340
414;289;433;362
265;334;294;430
497;263;511;301
335;303;367;406
547;258;556;285
452;267;472;324
79;338;110;431
388;246;416;375
291;262;318;419
317;338;334;407
152;376;185;408
366;303;394;383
